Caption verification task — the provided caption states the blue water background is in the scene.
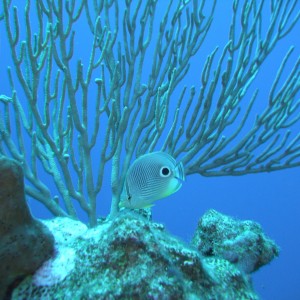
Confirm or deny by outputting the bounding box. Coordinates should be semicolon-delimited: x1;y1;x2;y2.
0;2;299;299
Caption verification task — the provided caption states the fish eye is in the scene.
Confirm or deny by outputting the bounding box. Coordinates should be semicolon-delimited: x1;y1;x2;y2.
160;166;171;177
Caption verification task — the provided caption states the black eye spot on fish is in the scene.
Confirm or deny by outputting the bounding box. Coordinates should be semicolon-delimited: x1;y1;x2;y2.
160;166;170;177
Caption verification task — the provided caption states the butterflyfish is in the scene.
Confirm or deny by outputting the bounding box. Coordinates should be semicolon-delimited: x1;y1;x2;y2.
120;151;185;209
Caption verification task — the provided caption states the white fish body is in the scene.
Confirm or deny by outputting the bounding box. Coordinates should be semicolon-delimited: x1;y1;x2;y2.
120;152;185;209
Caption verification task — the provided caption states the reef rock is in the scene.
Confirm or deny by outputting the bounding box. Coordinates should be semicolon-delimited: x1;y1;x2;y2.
11;209;278;299
0;157;54;300
192;209;279;274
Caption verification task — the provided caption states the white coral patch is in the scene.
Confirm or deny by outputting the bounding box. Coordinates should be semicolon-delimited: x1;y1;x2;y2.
42;217;88;245
32;246;76;286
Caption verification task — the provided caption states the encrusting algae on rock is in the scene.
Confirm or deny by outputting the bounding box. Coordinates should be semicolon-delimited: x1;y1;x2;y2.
11;210;278;300
0;156;279;299
192;209;279;274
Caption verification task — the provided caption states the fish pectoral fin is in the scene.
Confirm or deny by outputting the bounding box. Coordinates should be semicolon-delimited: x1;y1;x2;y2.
143;203;154;209
125;181;133;202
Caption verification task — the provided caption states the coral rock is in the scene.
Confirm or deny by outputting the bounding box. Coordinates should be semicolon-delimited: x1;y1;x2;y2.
192;209;279;273
12;211;262;299
0;157;54;299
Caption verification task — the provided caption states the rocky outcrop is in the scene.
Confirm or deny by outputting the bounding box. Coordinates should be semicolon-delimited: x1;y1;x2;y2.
0;157;54;300
192;209;279;274
1;157;279;299
12;209;278;299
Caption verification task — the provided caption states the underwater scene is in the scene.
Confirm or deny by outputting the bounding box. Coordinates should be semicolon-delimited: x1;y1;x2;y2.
0;1;299;299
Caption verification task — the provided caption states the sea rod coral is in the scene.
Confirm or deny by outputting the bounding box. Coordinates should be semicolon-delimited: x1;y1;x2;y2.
0;1;299;223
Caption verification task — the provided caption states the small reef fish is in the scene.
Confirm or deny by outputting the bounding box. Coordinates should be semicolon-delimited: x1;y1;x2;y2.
120;151;185;209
